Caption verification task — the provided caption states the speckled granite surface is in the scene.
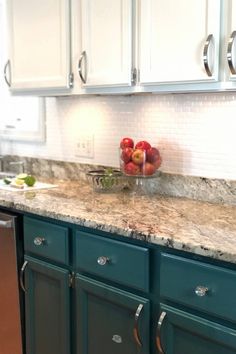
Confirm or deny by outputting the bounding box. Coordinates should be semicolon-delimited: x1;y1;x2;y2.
0;178;236;264
2;155;236;205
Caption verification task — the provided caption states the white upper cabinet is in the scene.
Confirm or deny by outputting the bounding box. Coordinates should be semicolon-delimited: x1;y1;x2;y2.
139;0;221;86
78;0;133;88
223;0;236;82
4;0;236;95
5;0;72;93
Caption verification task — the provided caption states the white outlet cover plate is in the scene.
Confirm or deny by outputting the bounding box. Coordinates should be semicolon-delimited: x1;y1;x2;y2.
75;135;94;158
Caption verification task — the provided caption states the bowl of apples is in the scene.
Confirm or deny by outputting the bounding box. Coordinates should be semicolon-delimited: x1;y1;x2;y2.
119;137;162;177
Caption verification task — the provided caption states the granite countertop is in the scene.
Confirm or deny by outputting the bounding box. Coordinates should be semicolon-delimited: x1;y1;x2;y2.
0;179;236;264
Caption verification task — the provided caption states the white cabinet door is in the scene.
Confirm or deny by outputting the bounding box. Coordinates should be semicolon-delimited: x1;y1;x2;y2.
225;0;236;82
80;0;132;88
139;0;221;85
0;0;45;142
6;0;72;93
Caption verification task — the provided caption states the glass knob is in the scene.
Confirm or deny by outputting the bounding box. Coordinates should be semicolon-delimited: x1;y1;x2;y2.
34;237;46;246
97;256;109;266
112;334;122;344
195;285;208;297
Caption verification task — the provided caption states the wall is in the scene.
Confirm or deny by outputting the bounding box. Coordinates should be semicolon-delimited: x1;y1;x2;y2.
1;92;236;180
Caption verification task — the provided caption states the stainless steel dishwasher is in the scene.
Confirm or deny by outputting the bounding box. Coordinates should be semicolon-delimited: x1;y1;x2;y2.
0;211;23;354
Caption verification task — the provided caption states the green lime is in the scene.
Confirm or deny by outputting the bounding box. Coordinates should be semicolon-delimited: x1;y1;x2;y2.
3;177;12;185
24;175;36;187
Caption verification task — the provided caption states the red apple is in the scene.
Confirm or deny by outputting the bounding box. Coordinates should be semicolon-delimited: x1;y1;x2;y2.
132;149;145;165
135;140;151;151
120;147;133;163
153;155;162;170
146;147;160;163
142;162;156;176
120;137;134;149
123;161;141;175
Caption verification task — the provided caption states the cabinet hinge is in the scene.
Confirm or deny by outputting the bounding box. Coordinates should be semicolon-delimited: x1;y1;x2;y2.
68;272;75;288
69;72;74;88
131;68;137;85
131;68;140;86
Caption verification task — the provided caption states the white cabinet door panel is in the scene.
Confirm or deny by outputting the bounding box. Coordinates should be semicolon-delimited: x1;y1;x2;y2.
139;0;221;85
6;0;71;92
225;0;236;82
80;0;132;87
0;0;45;142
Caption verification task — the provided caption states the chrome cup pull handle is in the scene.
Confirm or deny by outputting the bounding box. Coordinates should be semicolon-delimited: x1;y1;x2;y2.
203;34;214;77
78;50;87;84
156;311;166;354
20;260;28;292
4;60;11;87
195;285;209;297
227;30;236;75
133;303;143;347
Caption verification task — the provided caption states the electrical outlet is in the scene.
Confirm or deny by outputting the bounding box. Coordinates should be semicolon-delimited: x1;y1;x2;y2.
75;134;94;158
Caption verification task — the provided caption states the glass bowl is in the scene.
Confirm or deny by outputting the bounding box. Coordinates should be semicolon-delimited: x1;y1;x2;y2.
87;169;125;193
119;147;162;177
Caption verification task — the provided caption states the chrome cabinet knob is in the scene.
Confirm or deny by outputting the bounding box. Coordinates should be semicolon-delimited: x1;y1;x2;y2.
97;256;110;266
34;237;46;246
195;285;208;297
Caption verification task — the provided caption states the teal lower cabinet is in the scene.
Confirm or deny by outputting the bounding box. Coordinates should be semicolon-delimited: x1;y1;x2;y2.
75;274;150;354
24;256;71;354
20;215;236;354
157;304;236;354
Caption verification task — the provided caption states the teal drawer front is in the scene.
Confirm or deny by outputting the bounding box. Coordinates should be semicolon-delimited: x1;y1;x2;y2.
24;217;69;265
160;253;236;323
75;231;149;292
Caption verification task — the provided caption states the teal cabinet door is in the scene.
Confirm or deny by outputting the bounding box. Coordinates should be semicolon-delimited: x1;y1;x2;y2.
157;304;236;354
75;274;150;354
24;256;71;354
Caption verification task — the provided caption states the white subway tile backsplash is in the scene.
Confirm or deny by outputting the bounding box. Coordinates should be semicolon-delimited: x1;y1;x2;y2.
1;92;236;180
